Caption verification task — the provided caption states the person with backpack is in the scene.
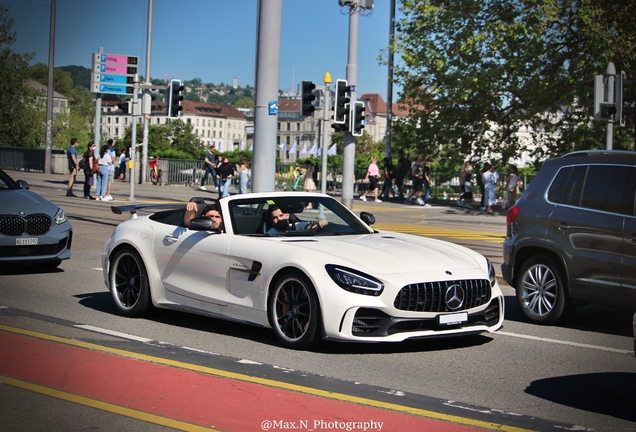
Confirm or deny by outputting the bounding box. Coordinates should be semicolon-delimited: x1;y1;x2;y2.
395;149;410;201
81;142;96;200
381;157;396;201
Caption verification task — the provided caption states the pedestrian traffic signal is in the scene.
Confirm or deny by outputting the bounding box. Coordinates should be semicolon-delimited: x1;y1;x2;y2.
167;79;184;118
351;101;365;136
333;79;350;124
331;123;348;133
600;103;616;120
301;80;316;117
615;70;634;127
588;75;604;120
117;101;131;114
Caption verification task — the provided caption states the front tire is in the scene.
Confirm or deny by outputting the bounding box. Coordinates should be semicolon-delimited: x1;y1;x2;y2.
109;247;152;317
516;255;572;324
268;270;320;349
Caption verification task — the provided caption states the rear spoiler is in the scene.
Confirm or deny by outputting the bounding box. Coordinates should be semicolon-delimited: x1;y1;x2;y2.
111;203;186;219
110;197;219;219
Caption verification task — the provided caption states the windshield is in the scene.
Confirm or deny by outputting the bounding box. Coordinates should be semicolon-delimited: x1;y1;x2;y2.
228;195;373;236
0;169;19;190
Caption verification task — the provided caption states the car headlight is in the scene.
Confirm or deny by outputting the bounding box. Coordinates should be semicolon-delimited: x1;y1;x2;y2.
325;265;384;296
487;259;496;287
54;208;67;225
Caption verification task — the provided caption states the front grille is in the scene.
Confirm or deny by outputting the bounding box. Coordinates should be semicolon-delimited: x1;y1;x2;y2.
351;298;502;338
0;214;52;236
394;279;491;313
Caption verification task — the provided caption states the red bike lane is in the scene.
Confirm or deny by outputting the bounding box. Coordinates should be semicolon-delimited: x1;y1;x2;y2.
0;328;510;432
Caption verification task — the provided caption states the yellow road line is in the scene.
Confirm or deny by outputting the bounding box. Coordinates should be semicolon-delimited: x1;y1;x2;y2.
0;325;532;432
374;223;505;243
0;375;216;432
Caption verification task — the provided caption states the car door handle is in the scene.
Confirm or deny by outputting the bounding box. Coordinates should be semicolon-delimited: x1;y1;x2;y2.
164;234;179;243
556;222;570;231
629;232;636;243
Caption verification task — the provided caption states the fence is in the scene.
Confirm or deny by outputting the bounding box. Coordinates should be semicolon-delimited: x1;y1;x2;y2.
0;148;533;201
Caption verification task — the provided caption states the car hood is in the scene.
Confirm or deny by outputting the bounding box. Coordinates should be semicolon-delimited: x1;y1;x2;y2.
0;189;61;215
279;231;483;275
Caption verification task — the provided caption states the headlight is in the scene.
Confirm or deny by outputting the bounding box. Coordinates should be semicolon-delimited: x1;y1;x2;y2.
54;208;67;225
487;259;496;287
325;265;384;296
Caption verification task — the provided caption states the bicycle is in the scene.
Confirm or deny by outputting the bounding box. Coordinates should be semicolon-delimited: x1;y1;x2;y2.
149;157;162;185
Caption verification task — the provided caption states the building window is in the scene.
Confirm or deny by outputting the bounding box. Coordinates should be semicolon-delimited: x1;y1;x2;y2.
208;120;210;127
187;118;191;124
115;127;119;136
286;122;290;131
115;117;119;124
219;121;222;128
107;117;111;124
196;119;199;126
296;123;300;131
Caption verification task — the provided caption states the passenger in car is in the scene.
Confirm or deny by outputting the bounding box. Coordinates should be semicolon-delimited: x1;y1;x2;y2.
183;202;223;231
267;205;327;235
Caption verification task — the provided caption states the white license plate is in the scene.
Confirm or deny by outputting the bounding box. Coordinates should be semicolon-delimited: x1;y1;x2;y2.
439;312;468;325
16;237;38;246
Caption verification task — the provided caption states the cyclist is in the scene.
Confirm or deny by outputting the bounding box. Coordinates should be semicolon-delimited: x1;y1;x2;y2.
148;156;160;184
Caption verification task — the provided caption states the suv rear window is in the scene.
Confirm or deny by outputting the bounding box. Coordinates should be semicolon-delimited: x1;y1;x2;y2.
547;164;633;215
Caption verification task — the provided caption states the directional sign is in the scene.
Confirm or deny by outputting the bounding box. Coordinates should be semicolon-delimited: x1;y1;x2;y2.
91;52;139;94
95;74;134;85
93;53;138;66
91;82;134;95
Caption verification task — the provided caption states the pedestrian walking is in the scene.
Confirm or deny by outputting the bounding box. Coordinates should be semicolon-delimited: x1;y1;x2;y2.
66;138;79;197
103;139;116;201
118;151;127;181
95;144;112;201
360;156;382;202
457;162;473;208
81;142;96;200
504;165;519;209
406;155;424;205
395;150;410;201
482;163;500;213
236;156;250;194
421;157;433;206
381;157;395;201
477;163;490;210
216;155;234;198
200;145;216;191
303;160;316;193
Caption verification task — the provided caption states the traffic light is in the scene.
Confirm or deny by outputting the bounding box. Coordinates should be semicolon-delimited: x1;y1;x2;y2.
117;101;131;114
301;80;316;117
351;101;365;136
600;103;616;120
167;79;184;118
333;79;350;124
588;75;604;120
615;70;634;127
331;123;348;133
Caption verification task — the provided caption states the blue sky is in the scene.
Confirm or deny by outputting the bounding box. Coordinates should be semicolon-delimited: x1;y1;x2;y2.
5;0;400;100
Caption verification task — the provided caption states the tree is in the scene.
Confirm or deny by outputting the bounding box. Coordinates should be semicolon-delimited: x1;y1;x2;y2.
0;6;41;147
392;0;636;166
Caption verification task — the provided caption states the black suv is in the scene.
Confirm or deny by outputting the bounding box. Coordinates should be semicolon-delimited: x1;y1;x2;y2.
502;150;636;324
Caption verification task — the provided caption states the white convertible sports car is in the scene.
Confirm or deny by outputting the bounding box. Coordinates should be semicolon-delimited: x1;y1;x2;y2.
103;192;504;349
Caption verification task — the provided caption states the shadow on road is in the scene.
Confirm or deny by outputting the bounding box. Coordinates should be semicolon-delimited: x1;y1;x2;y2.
526;372;636;422
0;263;64;275
503;294;634;337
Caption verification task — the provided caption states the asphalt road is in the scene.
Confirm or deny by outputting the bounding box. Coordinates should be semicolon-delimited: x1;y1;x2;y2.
1;172;635;431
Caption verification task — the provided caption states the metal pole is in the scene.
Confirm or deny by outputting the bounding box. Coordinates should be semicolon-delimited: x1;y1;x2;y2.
44;0;56;173
385;0;395;159
128;74;139;202
341;2;360;209
606;61;615;150
321;73;331;194
252;0;282;192
141;0;153;184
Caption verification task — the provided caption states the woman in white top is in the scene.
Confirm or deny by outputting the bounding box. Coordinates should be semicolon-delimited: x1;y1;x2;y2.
505;165;519;207
482;164;499;213
96;144;112;201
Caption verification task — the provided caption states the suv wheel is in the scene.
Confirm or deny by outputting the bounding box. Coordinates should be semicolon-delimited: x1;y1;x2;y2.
516;255;572;324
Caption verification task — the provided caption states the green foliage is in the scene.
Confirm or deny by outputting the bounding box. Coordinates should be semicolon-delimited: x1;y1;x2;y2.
391;0;636;166
0;6;42;147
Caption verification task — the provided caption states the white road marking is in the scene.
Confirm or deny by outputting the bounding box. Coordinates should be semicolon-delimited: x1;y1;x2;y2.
91;268;103;271
497;330;633;354
74;324;154;343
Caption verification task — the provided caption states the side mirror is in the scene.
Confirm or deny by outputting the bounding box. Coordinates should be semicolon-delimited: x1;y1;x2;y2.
17;180;30;190
188;216;220;232
360;211;375;226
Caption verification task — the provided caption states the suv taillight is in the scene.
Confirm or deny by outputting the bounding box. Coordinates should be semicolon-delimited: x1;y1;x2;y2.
506;206;519;225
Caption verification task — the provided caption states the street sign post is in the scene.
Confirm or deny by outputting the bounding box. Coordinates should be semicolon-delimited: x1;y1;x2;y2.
90;52;139;95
